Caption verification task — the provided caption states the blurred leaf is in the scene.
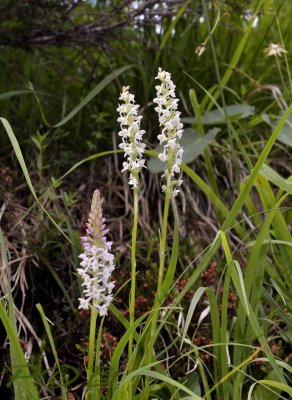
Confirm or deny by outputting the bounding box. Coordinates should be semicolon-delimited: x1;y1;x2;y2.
179;373;201;398
260;164;292;195
262;112;292;147
182;104;255;125
252;370;281;400
249;377;292;400
148;127;219;173
0;89;31;100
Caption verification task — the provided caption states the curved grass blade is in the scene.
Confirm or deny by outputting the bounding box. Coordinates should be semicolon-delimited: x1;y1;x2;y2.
27;82;51;127
0;301;39;400
112;365;203;400
54;65;133;128
36;304;67;400
180;287;207;349
56;149;123;184
181;163;247;239
0;90;31;100
0;117;70;242
260;163;292;195
0;229;39;400
108;311;150;396
248;380;292;400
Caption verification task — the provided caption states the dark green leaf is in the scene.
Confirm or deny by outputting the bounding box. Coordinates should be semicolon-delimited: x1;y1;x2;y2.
262;112;292;147
148;128;219;173
179;373;201;398
182;104;255;125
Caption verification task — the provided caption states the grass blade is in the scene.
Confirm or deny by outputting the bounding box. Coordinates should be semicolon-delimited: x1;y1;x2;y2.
36;304;67;400
0;117;70;242
0;229;38;400
53;65;133;127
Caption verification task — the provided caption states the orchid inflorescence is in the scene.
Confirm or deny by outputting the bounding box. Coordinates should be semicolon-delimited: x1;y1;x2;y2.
153;67;184;197
117;86;146;189
117;69;184;197
77;190;115;316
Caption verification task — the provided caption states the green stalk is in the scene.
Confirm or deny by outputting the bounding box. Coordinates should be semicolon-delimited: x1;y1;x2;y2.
143;177;171;399
275;13;292;98
128;187;139;399
275;55;290;102
87;306;98;400
92;317;104;400
157;185;171;303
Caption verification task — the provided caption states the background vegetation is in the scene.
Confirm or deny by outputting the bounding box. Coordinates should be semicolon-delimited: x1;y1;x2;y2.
0;0;291;399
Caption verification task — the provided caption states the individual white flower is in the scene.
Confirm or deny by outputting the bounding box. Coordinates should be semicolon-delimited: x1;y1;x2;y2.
77;190;115;316
153;68;184;197
117;86;146;189
264;43;287;57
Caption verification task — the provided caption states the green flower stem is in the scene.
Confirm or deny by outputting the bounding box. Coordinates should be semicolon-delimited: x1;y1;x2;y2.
275;55;290;102
143;178;171;399
156;185;171;304
87;306;98;400
128;187;139;399
92;316;104;400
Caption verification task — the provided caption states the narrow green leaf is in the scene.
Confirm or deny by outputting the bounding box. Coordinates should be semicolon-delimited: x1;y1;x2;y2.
248;380;292;400
54;65;133;127
0;229;38;400
113;368;203;400
36;304;67;400
0;301;39;400
0;90;32;100
180;287;207;349
56;149;122;184
232;261;250;316
0;117;70;242
260;164;292;195
108;312;150;396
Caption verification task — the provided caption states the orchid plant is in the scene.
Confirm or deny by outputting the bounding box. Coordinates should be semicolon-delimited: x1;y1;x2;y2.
78;189;115;315
2;60;291;400
74;68;183;400
116;68;184;400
